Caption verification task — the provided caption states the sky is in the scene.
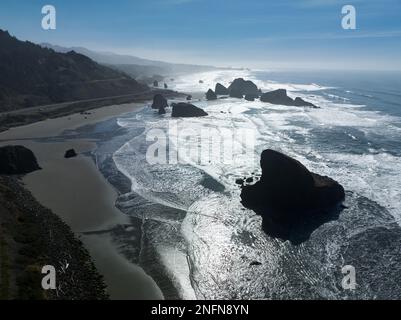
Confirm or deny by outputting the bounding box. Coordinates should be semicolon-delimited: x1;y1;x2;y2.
0;0;400;70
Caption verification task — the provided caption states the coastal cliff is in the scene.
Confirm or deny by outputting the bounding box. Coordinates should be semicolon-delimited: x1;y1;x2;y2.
0;176;108;300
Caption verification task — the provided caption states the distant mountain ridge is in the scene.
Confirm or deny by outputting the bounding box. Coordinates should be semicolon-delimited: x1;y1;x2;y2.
0;30;148;111
40;43;167;66
40;43;223;80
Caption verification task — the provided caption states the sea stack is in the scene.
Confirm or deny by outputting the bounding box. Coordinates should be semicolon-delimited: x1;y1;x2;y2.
0;145;41;174
229;89;244;99
240;149;345;241
260;89;317;108
215;83;229;95
206;89;217;100
228;78;259;97
245;94;257;101
151;94;168;109
171;103;208;117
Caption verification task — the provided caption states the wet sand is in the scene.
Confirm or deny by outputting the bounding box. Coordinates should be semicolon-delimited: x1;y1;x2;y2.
0;102;164;299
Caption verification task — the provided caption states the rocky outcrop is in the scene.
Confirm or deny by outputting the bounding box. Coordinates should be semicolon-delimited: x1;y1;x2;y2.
171;103;208;117
245;94;257;101
240;149;345;241
0;145;41;175
64;149;77;158
260;89;317;108
229;89;243;99
260;89;293;105
228;78;259;97
164;83;168;89
186;95;192;101
215;83;229;95
206;89;217;100
294;97;317;107
151;94;168;110
153;80;159;87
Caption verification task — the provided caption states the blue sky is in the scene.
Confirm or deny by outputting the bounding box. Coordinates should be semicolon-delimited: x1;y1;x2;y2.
0;0;400;70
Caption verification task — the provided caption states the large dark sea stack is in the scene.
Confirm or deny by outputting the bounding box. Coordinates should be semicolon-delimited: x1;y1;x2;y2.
0;145;41;174
229;89;243;99
215;83;229;95
240;149;345;242
151;94;168;110
228;78;259;97
171;103;208;117
206;89;217;100
260;89;317;108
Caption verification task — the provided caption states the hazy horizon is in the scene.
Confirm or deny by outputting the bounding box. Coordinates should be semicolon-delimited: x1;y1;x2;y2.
1;0;401;71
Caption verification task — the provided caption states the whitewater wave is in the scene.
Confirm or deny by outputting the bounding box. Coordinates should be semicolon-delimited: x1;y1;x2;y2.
167;69;331;94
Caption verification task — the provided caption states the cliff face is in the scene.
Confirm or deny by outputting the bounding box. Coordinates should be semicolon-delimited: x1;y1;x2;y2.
0;30;148;111
0;176;108;300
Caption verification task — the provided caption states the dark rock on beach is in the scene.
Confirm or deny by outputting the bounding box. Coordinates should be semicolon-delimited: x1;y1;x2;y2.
228;78;259;97
164;83;168;89
0;145;41;175
215;83;229;95
260;89;317;108
235;178;244;185
153;80;159;87
151;94;168;110
245;177;254;183
171;102;208;117
64;149;77;158
240;149;345;242
206;89;217;100
186;95;192;101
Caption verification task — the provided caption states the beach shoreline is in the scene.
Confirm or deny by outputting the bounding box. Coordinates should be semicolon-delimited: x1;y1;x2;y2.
0;89;184;133
0;100;173;299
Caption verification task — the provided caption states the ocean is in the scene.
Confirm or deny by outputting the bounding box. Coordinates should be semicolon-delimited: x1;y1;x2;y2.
94;69;401;299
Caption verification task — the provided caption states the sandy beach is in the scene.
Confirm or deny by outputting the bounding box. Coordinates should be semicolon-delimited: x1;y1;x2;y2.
0;101;164;299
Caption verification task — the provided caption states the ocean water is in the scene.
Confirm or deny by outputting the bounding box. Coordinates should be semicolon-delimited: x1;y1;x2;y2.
109;69;401;299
